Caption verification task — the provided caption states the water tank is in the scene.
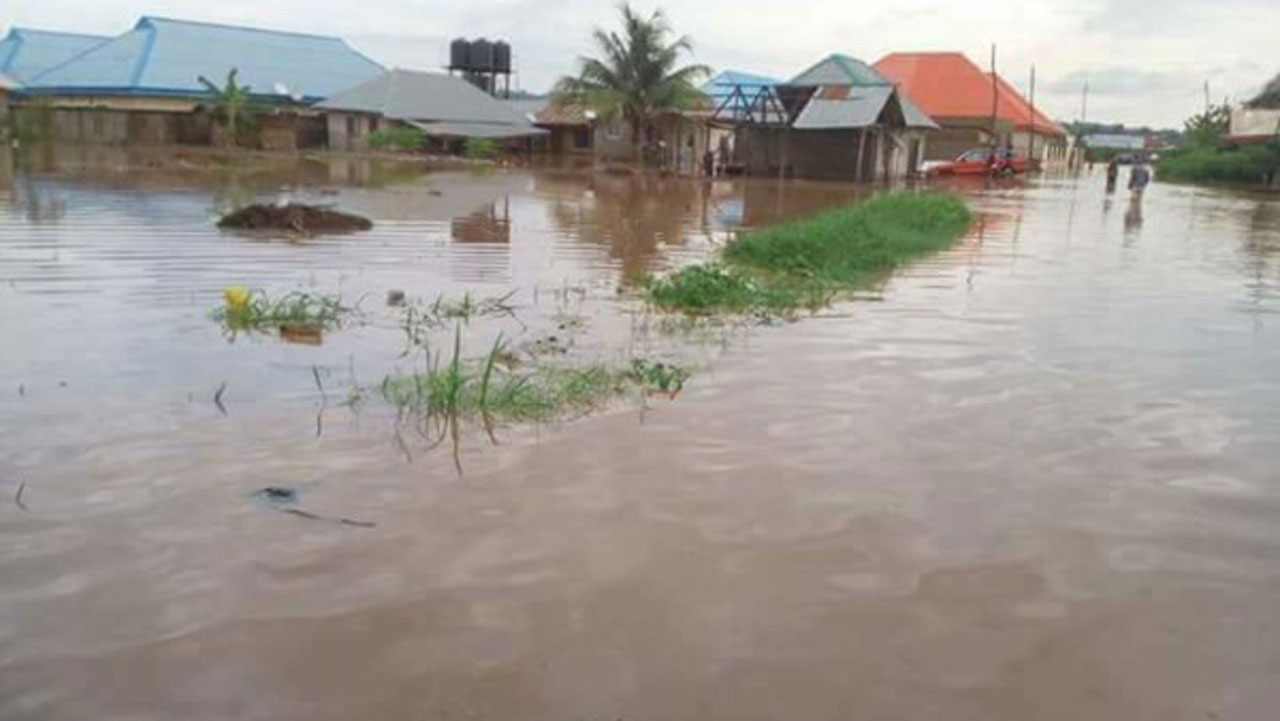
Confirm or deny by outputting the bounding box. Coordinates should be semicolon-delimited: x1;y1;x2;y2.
493;41;511;74
469;38;494;72
449;38;470;70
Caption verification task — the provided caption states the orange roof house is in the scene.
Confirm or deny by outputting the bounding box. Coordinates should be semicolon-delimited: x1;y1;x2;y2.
873;52;1067;160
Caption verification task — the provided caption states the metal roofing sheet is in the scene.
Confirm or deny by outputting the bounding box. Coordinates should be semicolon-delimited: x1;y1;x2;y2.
320;69;537;128
0;28;108;83
406;120;547;139
28;17;384;101
792;86;894;129
790;55;887;87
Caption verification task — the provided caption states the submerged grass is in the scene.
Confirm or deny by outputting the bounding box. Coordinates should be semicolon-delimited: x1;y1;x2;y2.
213;288;348;332
381;327;689;427
645;192;971;315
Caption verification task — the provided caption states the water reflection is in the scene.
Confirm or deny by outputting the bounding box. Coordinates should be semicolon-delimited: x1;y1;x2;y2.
451;198;511;244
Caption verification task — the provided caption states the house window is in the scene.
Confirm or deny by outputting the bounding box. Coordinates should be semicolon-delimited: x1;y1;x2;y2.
346;117;358;138
573;126;590;149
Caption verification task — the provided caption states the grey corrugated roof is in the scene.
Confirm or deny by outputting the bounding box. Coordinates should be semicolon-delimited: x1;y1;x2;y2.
27;17;384;101
790;55;888;87
406;120;547;139
320;70;535;128
899;96;939;130
792;86;894;129
504;97;548;122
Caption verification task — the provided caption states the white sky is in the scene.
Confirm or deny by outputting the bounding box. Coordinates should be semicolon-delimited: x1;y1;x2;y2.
6;0;1278;128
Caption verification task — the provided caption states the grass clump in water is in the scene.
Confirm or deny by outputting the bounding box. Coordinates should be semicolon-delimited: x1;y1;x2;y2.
382;329;690;427
645;192;971;314
213;287;348;332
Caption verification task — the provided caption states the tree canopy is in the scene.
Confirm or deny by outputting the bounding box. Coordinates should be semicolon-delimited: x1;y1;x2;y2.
553;4;709;155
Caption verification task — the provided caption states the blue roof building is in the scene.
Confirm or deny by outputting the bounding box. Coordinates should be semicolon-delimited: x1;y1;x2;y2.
0;28;109;84
27;17;384;103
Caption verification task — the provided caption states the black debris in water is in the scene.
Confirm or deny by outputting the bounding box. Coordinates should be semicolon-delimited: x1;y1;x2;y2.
253;486;298;505
217;203;373;234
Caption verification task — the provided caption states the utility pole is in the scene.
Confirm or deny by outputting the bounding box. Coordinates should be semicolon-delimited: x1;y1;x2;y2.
1081;80;1089;125
1204;80;1211;114
1028;64;1037;166
990;44;999;150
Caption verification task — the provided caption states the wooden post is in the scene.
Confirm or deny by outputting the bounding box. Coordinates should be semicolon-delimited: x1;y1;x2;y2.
855;128;868;182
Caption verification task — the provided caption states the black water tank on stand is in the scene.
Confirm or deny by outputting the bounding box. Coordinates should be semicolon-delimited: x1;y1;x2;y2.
469;38;494;72
450;38;470;70
494;41;511;74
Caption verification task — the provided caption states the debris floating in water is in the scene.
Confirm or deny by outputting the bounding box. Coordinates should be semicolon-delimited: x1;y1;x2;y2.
217;203;373;234
249;486;376;528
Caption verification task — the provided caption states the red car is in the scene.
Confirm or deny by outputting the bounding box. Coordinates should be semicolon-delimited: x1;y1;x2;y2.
924;147;1030;177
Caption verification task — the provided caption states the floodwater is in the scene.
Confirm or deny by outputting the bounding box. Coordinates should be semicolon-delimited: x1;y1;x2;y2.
2;147;1279;720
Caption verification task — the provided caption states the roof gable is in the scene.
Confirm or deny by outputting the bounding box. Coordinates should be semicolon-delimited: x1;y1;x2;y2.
27;16;384;101
0;28;109;83
790;54;889;87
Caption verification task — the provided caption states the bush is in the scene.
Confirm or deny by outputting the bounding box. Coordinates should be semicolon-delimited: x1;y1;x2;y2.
1157;145;1280;185
464;137;500;160
368;126;425;151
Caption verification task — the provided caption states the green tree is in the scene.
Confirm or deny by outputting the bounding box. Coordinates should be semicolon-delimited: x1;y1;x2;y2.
198;68;254;147
1182;103;1230;149
553;4;709;162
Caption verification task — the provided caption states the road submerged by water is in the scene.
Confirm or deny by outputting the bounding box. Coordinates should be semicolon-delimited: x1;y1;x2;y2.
1;151;1279;720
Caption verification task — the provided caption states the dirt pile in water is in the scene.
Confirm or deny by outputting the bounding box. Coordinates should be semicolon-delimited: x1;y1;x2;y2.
217;204;373;234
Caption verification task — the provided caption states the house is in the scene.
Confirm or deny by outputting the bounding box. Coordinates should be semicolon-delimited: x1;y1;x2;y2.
506;97;595;154
0;72;17;145
316;69;544;152
725;54;939;181
1228;107;1280;144
16;16;385;149
702;70;779;121
0;28;109;84
873;52;1068;165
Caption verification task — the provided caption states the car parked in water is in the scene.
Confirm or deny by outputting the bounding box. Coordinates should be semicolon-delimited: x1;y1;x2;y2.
923;147;1030;177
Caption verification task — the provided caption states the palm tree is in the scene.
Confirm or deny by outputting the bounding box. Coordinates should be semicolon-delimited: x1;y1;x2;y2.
553;4;710;163
198;68;253;147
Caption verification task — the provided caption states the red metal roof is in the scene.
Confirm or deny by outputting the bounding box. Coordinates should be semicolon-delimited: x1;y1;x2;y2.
874;52;1066;137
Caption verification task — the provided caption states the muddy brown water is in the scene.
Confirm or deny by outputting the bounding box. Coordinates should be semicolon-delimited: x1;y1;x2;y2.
2;149;1280;720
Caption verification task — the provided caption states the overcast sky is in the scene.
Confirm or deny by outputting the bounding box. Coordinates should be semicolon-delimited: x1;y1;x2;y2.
7;0;1278;128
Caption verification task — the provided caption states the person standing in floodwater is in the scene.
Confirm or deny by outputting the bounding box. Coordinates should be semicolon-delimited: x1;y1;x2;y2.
1106;157;1119;193
1129;159;1151;200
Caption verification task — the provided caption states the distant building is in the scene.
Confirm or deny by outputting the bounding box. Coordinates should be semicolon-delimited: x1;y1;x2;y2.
723;54;938;181
874;52;1068;165
15;16;384;149
505;97;596;154
0;28;109;84
1228;107;1280;144
1082;134;1147;151
317;69;544;152
0;72;17;145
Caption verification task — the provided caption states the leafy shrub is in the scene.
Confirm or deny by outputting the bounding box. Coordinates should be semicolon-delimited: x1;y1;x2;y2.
368;126;425;151
464;138;500;160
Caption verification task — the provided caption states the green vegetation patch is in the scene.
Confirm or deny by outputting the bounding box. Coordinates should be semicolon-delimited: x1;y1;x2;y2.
368;126;426;151
1157;145;1280;185
645;192;971;315
213;288;348;332
382;332;689;425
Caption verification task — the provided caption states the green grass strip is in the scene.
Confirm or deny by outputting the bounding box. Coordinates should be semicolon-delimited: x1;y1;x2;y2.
645;192;972;314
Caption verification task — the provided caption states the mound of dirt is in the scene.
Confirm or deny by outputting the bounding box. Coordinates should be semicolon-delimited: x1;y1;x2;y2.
218;203;373;234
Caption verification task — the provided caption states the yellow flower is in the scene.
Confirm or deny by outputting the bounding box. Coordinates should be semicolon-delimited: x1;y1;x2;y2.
223;286;252;311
